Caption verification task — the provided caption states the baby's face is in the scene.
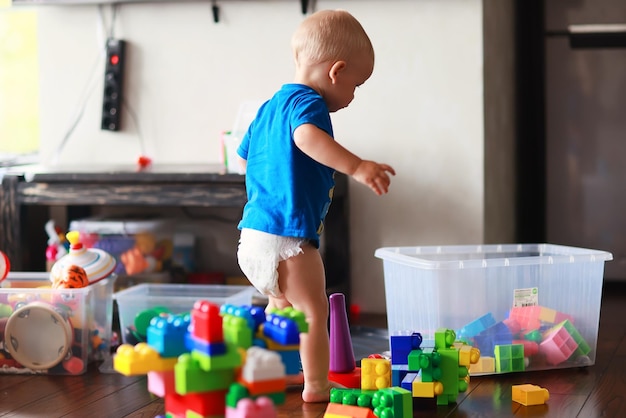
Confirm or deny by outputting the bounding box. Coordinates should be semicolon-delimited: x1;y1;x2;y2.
325;54;373;112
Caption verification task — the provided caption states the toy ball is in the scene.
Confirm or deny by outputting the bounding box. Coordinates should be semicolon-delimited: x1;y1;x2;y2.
52;264;89;289
0;250;10;283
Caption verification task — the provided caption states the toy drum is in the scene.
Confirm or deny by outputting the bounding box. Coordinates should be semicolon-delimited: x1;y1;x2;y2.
4;301;73;370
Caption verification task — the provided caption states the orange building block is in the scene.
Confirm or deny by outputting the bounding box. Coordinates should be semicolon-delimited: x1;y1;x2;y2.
323;402;377;418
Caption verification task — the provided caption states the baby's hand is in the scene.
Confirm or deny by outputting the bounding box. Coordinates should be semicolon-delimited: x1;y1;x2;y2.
352;160;396;195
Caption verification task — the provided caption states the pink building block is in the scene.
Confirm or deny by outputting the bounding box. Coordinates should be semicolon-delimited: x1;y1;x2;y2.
147;370;176;397
539;324;578;365
508;306;541;331
226;396;277;418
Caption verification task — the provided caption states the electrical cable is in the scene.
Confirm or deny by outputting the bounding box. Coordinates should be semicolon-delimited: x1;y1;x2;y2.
51;5;117;166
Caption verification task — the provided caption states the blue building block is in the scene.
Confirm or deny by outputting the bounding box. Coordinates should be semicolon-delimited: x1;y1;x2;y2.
458;313;496;340
220;304;256;331
391;364;409;387
146;313;190;358
390;333;422;365
400;372;418;392
263;313;300;345
276;349;301;375
184;331;227;356
473;322;513;357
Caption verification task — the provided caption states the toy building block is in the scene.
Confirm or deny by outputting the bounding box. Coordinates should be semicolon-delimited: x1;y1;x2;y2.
185;331;227;356
508;306;542;331
239;346;287;396
226;396;277;418
513;339;539;357
330;387;377;408
191;300;224;343
456;344;481;368
263;313;301;345
329;293;356;373
181;389;229;417
494;344;525;373
469;356;495;374
473;322;514;357
561;320;591;356
372;387;412;418
241;346;286;382
175;352;235;394
323;402;377;418
114;343;178;375
390;333;423;365
392;364;409;387
434;328;456;350
269;306;308;334
275;349;301;375
512;384;549;406
403;373;444;398
191;343;242;372
458;312;496;340
223;314;254;349
408;347;442;382
220;304;257;331
147;370;176;397
361;358;391;390
147;313;190;358
134;306;171;341
435;347;461;406
539;323;578;365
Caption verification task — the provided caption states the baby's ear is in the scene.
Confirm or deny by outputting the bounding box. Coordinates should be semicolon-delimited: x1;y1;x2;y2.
329;60;347;84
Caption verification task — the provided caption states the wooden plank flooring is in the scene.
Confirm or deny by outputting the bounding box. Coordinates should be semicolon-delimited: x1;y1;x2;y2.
1;282;625;418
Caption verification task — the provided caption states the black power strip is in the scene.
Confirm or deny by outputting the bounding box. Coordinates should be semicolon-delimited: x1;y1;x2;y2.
101;38;126;131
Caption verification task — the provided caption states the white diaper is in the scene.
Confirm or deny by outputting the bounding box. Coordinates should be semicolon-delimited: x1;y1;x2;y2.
237;228;306;297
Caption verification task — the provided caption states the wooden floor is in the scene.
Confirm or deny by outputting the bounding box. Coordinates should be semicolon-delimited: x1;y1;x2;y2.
2;282;626;418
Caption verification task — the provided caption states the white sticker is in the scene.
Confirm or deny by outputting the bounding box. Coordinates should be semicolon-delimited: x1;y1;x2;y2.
513;287;539;308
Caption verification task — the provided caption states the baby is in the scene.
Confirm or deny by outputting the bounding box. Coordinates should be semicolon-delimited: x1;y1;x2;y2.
236;9;395;403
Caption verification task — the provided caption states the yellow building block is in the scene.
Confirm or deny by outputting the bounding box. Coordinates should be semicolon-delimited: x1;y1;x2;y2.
538;307;557;323
469;356;495;374
361;358;391;390
512;384;550;406
457;344;481;367
113;343;178;376
412;379;443;398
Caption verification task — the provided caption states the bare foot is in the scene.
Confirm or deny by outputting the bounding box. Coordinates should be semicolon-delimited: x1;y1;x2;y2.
302;380;346;403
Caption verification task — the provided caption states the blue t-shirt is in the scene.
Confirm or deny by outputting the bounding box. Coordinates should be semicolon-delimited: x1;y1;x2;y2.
237;84;336;247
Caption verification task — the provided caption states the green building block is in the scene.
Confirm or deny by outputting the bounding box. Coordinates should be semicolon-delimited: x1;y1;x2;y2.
494;344;525;373
175;353;235;394
561;320;591;356
435;347;461;406
373;387;413;418
191;343;242;371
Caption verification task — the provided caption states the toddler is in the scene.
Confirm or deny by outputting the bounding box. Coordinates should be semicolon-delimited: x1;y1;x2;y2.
237;9;395;403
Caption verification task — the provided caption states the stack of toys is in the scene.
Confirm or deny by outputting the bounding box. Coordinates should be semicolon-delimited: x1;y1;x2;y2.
113;300;308;417
457;305;591;374
0;235;116;375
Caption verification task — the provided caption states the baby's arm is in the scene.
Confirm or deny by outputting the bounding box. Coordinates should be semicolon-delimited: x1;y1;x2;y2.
294;123;395;195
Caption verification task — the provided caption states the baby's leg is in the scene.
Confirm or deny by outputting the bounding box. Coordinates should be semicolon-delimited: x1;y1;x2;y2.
277;244;332;403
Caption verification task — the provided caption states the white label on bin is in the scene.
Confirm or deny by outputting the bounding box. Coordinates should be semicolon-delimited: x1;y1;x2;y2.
513;287;538;308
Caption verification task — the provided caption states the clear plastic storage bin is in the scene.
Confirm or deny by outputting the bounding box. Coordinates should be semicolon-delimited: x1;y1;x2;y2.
0;272;115;375
375;243;612;375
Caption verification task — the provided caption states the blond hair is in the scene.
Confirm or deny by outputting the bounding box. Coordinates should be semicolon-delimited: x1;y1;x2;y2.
291;9;374;66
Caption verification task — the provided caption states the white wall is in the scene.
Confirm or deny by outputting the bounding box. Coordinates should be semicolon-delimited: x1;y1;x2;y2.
36;0;484;313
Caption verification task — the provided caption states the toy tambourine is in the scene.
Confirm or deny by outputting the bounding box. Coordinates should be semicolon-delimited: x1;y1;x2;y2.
50;231;116;286
4;301;73;370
